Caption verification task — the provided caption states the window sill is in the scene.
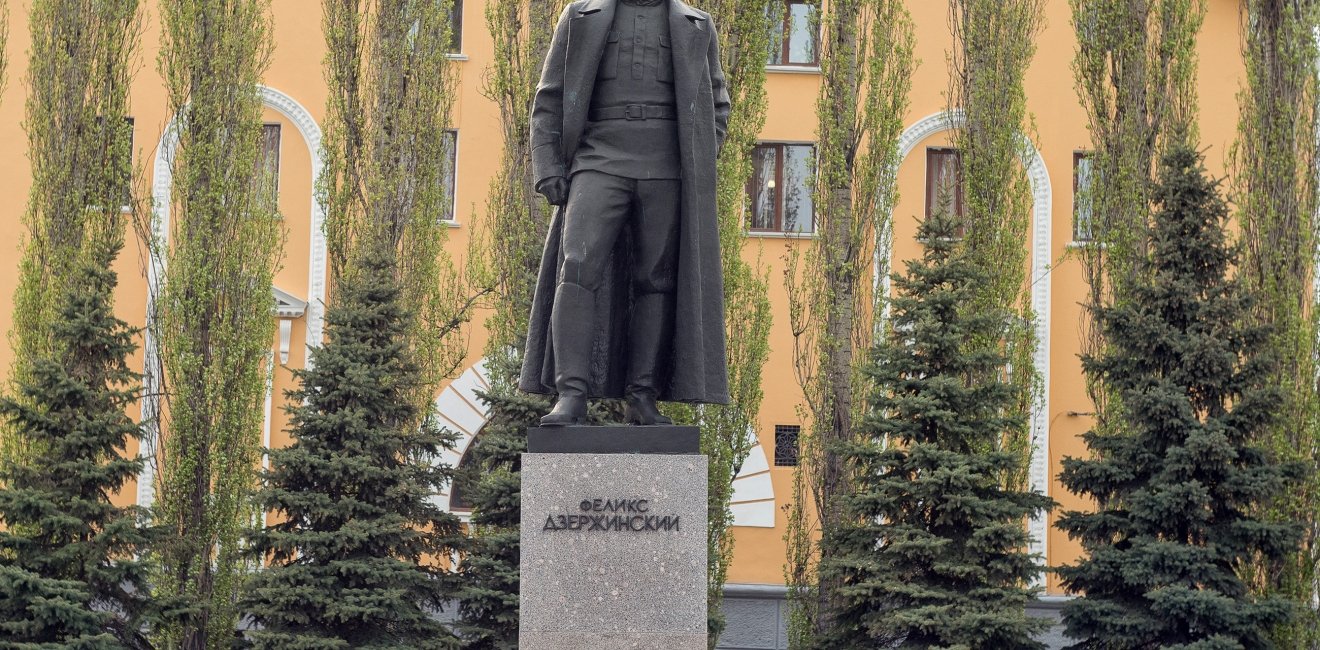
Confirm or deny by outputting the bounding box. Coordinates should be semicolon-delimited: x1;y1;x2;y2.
1065;240;1105;250
442;219;462;228
445;53;469;61
745;230;815;240
766;64;820;75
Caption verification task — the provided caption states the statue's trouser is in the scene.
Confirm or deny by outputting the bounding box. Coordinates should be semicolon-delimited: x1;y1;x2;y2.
549;170;681;422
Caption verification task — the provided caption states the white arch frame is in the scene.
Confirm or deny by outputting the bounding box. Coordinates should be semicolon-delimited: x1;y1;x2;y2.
136;86;327;508
891;109;1054;573
431;359;778;528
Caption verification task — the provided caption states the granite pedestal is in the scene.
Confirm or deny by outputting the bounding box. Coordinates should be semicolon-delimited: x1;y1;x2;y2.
520;425;708;649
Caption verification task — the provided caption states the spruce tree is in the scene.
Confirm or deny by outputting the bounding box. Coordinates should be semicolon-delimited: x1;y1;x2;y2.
453;360;546;649
1056;144;1303;648
241;245;464;649
820;211;1053;649
454;359;624;648
0;254;153;649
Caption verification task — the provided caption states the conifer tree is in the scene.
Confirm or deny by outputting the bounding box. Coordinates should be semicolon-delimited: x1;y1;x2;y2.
819;211;1052;649
454;362;547;649
242;244;464;649
1056;144;1303;648
0;252;153;650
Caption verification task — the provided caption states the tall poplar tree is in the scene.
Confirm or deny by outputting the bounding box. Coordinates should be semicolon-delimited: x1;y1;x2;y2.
454;0;565;640
1057;144;1303;649
688;0;777;641
783;0;915;645
320;0;472;397
1069;0;1203;420
148;1;282;647
0;250;153;650
822;212;1052;649
5;0;139;464
241;1;470;646
1232;1;1320;644
948;0;1046;488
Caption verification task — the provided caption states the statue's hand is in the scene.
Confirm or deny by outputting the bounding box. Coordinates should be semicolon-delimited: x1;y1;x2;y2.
536;176;570;207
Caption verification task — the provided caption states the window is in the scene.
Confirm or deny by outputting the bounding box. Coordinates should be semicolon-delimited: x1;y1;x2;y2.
925;147;964;237
774;425;801;467
441;129;458;223
449;445;476;512
1073;152;1095;242
258;123;282;198
768;0;818;67
87;116;135;210
449;0;463;53
116;117;134;208
748;143;814;234
411;1;462;54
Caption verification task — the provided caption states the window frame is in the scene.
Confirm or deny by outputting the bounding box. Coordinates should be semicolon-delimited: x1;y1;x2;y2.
118;116;135;211
747;141;816;236
448;0;463;55
1072;150;1096;243
768;0;819;68
924;146;965;223
259;122;282;198
441;128;459;225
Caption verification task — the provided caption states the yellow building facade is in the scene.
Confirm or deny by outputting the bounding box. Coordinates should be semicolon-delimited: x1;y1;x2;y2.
0;0;1248;621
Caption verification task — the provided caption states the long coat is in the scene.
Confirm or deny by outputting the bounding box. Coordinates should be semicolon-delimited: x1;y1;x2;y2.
518;0;731;404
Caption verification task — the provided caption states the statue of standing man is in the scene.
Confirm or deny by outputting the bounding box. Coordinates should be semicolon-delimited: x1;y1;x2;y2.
519;0;731;426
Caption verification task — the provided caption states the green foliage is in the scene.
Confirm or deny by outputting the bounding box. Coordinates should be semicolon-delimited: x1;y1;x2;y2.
0;252;153;650
1069;0;1203;418
948;0;1046;492
455;352;546;649
6;0;141;465
321;0;473;406
1056;144;1304;649
472;0;566;356
783;0;915;645
456;0;566;640
821;212;1053;649
682;0;778;643
148;1;282;647
1231;1;1320;644
241;245;464;649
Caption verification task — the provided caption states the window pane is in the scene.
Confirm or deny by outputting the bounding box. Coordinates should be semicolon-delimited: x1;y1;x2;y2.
449;0;463;53
442;130;458;223
786;2;816;65
259;124;281;198
1074;154;1094;241
118;117;134;208
927;149;960;219
766;3;785;65
749;145;778;230
783;145;814;233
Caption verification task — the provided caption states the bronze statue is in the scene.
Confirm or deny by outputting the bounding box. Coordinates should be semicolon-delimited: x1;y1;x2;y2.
519;0;731;426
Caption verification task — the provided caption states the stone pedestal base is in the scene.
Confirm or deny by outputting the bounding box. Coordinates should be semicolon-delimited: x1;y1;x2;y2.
519;429;707;650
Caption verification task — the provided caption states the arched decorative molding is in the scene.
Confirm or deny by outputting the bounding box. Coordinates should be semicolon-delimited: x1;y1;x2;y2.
137;85;327;508
431;359;778;528
889;109;1054;574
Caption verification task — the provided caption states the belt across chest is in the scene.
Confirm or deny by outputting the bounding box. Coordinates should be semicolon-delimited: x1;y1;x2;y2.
589;104;678;121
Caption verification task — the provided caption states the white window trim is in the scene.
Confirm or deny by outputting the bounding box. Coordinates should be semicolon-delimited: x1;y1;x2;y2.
766;64;820;74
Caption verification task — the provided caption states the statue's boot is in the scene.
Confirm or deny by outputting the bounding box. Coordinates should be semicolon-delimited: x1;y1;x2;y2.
541;282;594;427
625;292;675;426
